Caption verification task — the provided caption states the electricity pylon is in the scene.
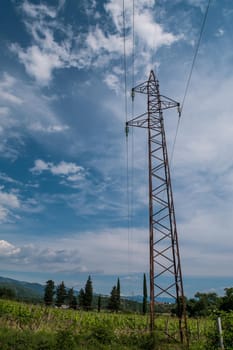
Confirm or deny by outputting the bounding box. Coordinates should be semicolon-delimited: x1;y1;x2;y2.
126;70;188;345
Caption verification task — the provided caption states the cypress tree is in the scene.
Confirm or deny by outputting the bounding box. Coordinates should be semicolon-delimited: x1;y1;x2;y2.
67;288;77;309
84;275;93;310
116;277;121;311
108;285;118;311
55;281;66;307
142;273;148;315
79;288;85;309
44;280;55;306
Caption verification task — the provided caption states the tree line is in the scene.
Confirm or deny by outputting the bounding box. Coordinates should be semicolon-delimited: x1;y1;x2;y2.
183;287;233;317
6;272;233;318
43;275;123;312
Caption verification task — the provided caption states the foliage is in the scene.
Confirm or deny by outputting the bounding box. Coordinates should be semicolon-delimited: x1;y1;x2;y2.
44;280;55;306
84;275;93;310
67;288;77;309
108;285;119;312
220;287;233;312
0;298;219;349
78;288;85;309
185;292;219;317
55;281;66;307
108;278;121;312
0;286;16;300
117;277;121;310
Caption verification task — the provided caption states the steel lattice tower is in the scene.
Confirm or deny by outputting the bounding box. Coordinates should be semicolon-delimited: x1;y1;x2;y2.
126;70;188;345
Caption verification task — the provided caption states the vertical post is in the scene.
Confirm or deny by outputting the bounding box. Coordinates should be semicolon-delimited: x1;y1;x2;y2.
217;317;224;349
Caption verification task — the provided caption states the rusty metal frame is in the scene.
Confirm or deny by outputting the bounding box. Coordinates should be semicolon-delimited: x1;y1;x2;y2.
126;70;188;345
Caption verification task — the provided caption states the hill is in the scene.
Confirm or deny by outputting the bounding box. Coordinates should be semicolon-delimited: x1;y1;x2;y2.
0;276;44;302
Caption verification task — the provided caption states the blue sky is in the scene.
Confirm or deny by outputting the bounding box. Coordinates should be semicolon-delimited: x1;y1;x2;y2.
0;0;233;298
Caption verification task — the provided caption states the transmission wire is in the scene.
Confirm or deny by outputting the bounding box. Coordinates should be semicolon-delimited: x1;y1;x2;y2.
129;0;136;291
122;0;132;284
170;0;211;165
181;0;212;113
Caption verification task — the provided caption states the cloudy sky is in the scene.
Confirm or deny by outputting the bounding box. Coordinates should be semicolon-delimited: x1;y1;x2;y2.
0;0;233;297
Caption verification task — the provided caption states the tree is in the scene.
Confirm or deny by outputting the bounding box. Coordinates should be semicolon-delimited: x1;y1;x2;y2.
116;277;121;311
0;286;16;300
108;285;119;312
67;288;77;309
186;292;219;317
79;288;85;309
84;275;93;310
142;273;147;315
220;288;233;312
55;281;67;307
44;280;55;306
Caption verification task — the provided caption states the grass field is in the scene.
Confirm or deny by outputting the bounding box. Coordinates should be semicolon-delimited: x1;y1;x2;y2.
0;299;218;349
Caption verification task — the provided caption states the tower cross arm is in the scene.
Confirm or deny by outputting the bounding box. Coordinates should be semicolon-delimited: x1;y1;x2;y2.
160;95;180;113
126;112;148;128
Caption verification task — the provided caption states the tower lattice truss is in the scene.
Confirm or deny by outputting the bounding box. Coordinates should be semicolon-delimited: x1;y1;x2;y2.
127;70;188;344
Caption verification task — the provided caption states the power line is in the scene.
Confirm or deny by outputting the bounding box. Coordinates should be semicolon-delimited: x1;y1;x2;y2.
122;0;128;123
170;0;211;165
181;0;212;113
122;0;132;281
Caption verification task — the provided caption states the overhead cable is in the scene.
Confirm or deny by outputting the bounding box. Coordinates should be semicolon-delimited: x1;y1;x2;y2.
181;0;212;113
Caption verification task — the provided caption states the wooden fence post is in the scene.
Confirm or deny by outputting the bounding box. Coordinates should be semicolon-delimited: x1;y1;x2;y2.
217;317;224;349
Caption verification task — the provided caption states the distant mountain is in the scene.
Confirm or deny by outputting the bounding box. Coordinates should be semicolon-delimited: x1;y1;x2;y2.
0;276;44;301
124;294;175;304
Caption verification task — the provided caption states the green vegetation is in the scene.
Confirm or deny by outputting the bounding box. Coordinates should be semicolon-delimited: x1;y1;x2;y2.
44;280;55;306
0;298;214;349
3;276;233;349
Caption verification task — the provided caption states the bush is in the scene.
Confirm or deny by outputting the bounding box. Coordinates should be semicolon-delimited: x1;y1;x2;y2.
55;329;76;350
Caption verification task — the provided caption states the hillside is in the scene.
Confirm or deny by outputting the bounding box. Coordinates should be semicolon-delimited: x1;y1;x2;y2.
0;276;44;302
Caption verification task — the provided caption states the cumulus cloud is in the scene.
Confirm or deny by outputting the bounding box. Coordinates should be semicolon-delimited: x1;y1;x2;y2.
11;0;182;86
11;44;63;85
0;239;83;272
0;227;148;274
31;160;86;185
0;189;20;222
0;240;20;256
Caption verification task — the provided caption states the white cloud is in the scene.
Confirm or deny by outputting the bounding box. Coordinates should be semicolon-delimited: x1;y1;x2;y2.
29;122;69;133
0;191;20;209
51;161;84;176
0;240;20;256
0;227;148;274
86;27;123;54
31;160;86;184
11;0;182;86
12;45;63;85
0;189;21;222
135;10;181;49
31;159;50;173
21;1;57;19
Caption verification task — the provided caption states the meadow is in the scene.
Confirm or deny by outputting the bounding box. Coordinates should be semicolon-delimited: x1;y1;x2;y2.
0;299;222;349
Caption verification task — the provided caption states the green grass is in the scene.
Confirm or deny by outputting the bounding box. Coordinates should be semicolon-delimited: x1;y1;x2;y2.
0;299;215;349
